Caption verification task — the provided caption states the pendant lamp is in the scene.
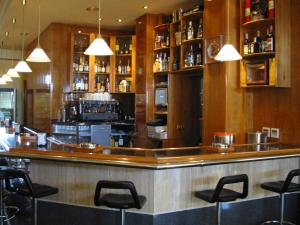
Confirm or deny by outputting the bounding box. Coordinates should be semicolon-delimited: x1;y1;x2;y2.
214;0;242;61
84;0;113;56
3;74;13;82
15;2;32;73
0;77;7;85
6;18;20;78
26;0;50;62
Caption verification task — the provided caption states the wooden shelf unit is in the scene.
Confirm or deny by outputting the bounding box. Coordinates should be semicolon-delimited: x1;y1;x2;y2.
239;0;291;88
69;33;136;93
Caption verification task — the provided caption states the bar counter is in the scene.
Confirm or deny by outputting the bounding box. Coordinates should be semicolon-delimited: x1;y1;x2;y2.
1;130;300;169
0;129;300;225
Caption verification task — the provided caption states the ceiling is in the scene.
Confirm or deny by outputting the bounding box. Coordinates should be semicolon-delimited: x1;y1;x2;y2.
0;0;200;49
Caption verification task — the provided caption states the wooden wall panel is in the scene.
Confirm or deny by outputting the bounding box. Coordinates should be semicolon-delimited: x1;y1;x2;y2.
245;1;300;144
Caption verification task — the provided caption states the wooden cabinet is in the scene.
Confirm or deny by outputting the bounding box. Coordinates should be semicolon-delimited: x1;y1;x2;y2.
240;0;291;88
69;32;136;93
151;10;204;147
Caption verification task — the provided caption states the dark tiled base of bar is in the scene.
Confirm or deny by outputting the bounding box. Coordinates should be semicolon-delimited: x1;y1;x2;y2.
10;194;300;225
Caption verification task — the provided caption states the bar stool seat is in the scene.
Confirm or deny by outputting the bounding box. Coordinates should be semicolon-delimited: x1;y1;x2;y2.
195;174;248;225
98;193;146;209
261;181;300;193
94;180;146;225
195;188;244;203
16;183;58;198
260;169;300;225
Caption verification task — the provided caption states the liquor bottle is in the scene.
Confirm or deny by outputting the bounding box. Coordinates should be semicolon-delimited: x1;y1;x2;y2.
106;63;110;73
159;53;163;71
256;30;262;52
126;60;131;74
120;43;124;54
129;42;133;54
84;77;88;91
196;43;202;65
124;43;129;54
84;60;89;72
197;18;203;38
251;37;260;53
187;21;194;40
245;0;251;22
72;78;76;91
265;25;275;52
101;61;106;73
189;45;194;66
118;60;122;74
268;0;275;18
172;57;178;71
79;57;84;72
182;24;187;41
243;33;250;55
94;60;98;73
96;76;101;92
106;78;110;92
166;32;170;47
100;81;105;92
116;40;120;54
162;53;167;71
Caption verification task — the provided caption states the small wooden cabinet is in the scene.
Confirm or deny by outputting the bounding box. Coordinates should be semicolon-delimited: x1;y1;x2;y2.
69;32;136;93
239;0;291;88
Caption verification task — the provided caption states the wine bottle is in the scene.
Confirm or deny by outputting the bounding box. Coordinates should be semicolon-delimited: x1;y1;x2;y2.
118;60;122;74
187;21;194;40
126;60;131;74
243;33;250;55
116;40;120;54
182;24;187;41
101;61;106;73
197;18;203;38
265;25;275;52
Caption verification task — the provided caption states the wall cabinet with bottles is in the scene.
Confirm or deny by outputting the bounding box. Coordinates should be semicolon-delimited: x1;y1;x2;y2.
69;33;136;93
240;0;291;87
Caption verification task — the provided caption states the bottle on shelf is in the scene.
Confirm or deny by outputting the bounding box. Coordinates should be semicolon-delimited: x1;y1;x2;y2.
106;78;110;92
106;62;110;73
197;18;203;38
185;45;194;67
187;21;194;40
79;57;84;72
126;60;131;74
196;43;202;65
124;43;129;54
72;77;76;91
251;37;260;53
118;60;122;74
84;60;89;72
166;32;170;47
120;43;124;54
129;42;133;54
256;30;262;52
268;0;275;18
243;33;250;55
101;61;106;73
265;25;275;52
100;81;105;92
96;76;101;92
182;23;187;41
116;40;120;54
94;60;98;73
172;56;179;71
84;77;89;91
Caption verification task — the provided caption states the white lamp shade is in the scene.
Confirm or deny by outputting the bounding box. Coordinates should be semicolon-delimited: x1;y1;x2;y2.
214;44;242;62
84;36;113;56
3;74;13;82
26;47;51;62
6;68;20;78
0;77;7;85
15;60;32;73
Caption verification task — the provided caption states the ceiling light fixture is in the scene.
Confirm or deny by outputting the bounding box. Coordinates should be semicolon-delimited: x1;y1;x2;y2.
6;17;20;78
117;19;122;23
84;0;113;56
0;77;7;85
3;74;13;82
143;5;148;9
26;0;51;62
214;0;242;61
15;4;32;73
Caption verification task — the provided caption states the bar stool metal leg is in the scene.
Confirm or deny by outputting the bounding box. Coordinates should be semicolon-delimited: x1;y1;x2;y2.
33;198;37;225
0;179;4;225
216;202;221;225
120;209;125;225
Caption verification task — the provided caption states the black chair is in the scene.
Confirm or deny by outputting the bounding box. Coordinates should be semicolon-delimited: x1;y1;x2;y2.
94;180;146;225
4;169;58;225
195;174;249;225
260;169;300;225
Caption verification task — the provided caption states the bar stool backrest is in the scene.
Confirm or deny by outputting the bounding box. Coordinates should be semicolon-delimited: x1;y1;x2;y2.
281;169;300;193
212;174;249;202
94;180;142;209
4;169;35;197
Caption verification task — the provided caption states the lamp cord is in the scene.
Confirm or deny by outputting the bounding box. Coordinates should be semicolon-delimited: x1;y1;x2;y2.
21;3;25;60
98;0;101;36
38;0;41;47
11;18;16;67
227;0;230;43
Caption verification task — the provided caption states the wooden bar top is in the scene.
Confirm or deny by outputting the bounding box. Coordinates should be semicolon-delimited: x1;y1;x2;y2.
1;129;300;169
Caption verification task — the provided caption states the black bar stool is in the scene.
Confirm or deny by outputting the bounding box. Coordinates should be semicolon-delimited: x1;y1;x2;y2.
94;180;146;225
4;169;58;225
260;169;300;225
195;174;248;225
